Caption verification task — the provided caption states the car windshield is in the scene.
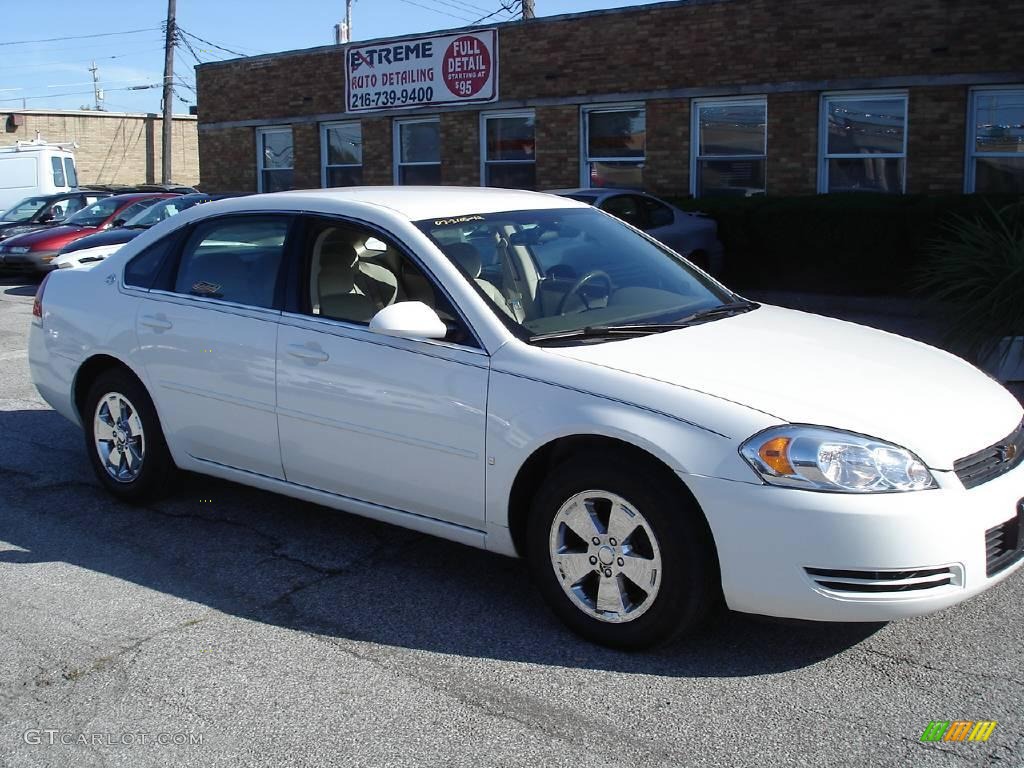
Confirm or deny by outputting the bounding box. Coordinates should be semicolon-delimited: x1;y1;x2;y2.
416;207;737;340
125;196;201;228
66;197;125;227
2;196;50;222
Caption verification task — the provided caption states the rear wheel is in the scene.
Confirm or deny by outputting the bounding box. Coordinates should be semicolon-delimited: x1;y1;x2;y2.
527;453;718;649
84;370;175;502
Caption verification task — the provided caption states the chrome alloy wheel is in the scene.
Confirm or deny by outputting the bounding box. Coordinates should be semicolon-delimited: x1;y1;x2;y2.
548;490;663;623
93;392;146;483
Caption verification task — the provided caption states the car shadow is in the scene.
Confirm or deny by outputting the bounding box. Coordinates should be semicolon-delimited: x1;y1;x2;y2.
0;407;882;677
2;277;40;295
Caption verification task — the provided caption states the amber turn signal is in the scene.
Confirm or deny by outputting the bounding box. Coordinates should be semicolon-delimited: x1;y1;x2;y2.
758;436;794;475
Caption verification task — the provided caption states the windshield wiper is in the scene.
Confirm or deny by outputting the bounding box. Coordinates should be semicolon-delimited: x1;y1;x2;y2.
529;301;758;343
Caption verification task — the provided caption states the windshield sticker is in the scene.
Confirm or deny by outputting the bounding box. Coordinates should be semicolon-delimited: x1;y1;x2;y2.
433;215;485;226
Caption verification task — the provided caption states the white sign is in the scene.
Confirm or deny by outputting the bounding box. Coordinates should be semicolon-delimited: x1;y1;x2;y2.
346;29;498;113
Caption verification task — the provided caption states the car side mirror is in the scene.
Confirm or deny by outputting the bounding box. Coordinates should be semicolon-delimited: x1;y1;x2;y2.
368;301;447;340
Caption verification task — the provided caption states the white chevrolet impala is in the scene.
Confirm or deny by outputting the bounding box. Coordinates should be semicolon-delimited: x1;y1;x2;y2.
28;187;1024;648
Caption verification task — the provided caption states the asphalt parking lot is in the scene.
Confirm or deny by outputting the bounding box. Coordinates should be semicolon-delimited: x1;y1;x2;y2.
1;274;1022;768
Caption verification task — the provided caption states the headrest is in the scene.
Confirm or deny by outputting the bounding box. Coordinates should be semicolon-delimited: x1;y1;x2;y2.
316;228;359;268
318;260;355;294
443;242;482;279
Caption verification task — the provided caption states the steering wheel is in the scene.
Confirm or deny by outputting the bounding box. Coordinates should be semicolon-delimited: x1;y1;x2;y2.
556;270;613;315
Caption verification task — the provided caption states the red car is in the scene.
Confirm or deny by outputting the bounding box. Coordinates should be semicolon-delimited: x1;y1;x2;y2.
0;193;176;273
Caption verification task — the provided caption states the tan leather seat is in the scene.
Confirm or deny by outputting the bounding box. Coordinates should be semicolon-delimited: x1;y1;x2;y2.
316;229;400;323
442;242;515;319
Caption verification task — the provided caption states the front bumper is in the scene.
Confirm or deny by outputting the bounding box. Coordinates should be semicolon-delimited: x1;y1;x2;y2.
685;461;1024;622
0;251;58;272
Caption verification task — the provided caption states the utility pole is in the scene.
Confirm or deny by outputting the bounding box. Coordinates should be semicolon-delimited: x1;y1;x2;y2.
161;0;176;184
89;61;105;110
522;0;535;19
335;0;353;44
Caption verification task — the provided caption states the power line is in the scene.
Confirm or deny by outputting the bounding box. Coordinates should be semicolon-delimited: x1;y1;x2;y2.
176;27;255;58
0;83;161;104
429;0;492;15
0;28;159;47
472;0;521;23
0;46;164;72
397;0;476;22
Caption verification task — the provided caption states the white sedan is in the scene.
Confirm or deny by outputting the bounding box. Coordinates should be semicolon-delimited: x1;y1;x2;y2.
28;187;1024;649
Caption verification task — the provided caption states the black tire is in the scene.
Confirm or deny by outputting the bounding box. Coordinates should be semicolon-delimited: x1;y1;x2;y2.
83;368;176;503
527;451;719;649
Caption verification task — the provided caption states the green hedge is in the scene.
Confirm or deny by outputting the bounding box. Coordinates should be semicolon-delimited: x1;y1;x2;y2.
662;193;1022;295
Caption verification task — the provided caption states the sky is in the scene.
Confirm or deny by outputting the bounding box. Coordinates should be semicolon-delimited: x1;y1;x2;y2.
0;0;665;115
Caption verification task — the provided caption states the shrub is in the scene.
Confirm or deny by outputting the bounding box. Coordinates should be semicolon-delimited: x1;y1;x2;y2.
664;193;1022;295
914;200;1024;364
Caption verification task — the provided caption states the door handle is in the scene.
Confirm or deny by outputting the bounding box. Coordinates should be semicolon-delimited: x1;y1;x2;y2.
140;315;173;331
287;344;329;363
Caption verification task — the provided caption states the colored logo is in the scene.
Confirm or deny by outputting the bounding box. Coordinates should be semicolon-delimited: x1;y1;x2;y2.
921;721;997;742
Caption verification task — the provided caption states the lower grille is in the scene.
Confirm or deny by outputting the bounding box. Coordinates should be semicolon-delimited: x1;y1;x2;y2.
986;503;1024;577
955;421;1024;489
805;566;959;594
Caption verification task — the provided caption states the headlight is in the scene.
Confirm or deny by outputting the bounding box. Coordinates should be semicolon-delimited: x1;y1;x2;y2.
8;246;30;254
739;425;936;493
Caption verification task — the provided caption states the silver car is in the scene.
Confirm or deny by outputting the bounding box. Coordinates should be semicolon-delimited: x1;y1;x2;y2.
550;188;723;275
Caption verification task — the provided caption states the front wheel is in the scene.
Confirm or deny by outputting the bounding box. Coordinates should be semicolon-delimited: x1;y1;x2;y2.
527;453;719;649
84;369;176;502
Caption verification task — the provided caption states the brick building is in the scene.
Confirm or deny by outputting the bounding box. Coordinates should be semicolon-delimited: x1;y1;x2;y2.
2;109;200;187
195;0;1024;197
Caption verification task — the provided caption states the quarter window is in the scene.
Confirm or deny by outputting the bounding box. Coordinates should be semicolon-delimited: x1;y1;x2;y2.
481;111;536;189
322;122;363;187
967;88;1024;193
256;127;294;193
64;158;78;188
173;216;290;308
819;93;908;194
692;99;767;197
395;118;441;185
51;157;66;188
582;105;645;189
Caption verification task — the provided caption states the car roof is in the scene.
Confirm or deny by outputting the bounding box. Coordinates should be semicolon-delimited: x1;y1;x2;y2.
547;188;652;197
242;186;590;221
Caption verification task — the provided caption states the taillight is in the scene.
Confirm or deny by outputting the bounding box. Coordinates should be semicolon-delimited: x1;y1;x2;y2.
32;273;51;320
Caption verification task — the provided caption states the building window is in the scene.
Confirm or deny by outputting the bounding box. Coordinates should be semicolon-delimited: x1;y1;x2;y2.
481;111;535;189
256;127;294;193
321;122;363;187
967;87;1024;193
819;92;907;194
692;98;767;197
394;118;441;185
581;105;645;189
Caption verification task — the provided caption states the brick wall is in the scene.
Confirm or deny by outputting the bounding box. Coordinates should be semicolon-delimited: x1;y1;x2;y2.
907;86;968;194
195;0;1023;195
766;92;819;195
2;111;199;186
440;112;479;186
198;126;253;192
534;105;579;190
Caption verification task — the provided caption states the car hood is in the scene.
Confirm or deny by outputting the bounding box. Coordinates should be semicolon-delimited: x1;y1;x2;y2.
62;227;141;253
0;222;53;240
546;304;1022;469
3;224;90;249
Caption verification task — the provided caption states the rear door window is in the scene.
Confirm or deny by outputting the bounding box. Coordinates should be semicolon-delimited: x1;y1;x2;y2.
64;158;78;188
173;216;291;309
51;157;66;188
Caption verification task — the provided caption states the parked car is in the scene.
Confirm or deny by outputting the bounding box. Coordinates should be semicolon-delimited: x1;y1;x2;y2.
29;188;1024;649
550;188;723;274
0;191;113;242
0;137;80;214
54;194;225;270
0;193;176;273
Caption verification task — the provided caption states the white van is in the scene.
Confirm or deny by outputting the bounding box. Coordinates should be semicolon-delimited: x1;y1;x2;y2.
0;137;79;215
